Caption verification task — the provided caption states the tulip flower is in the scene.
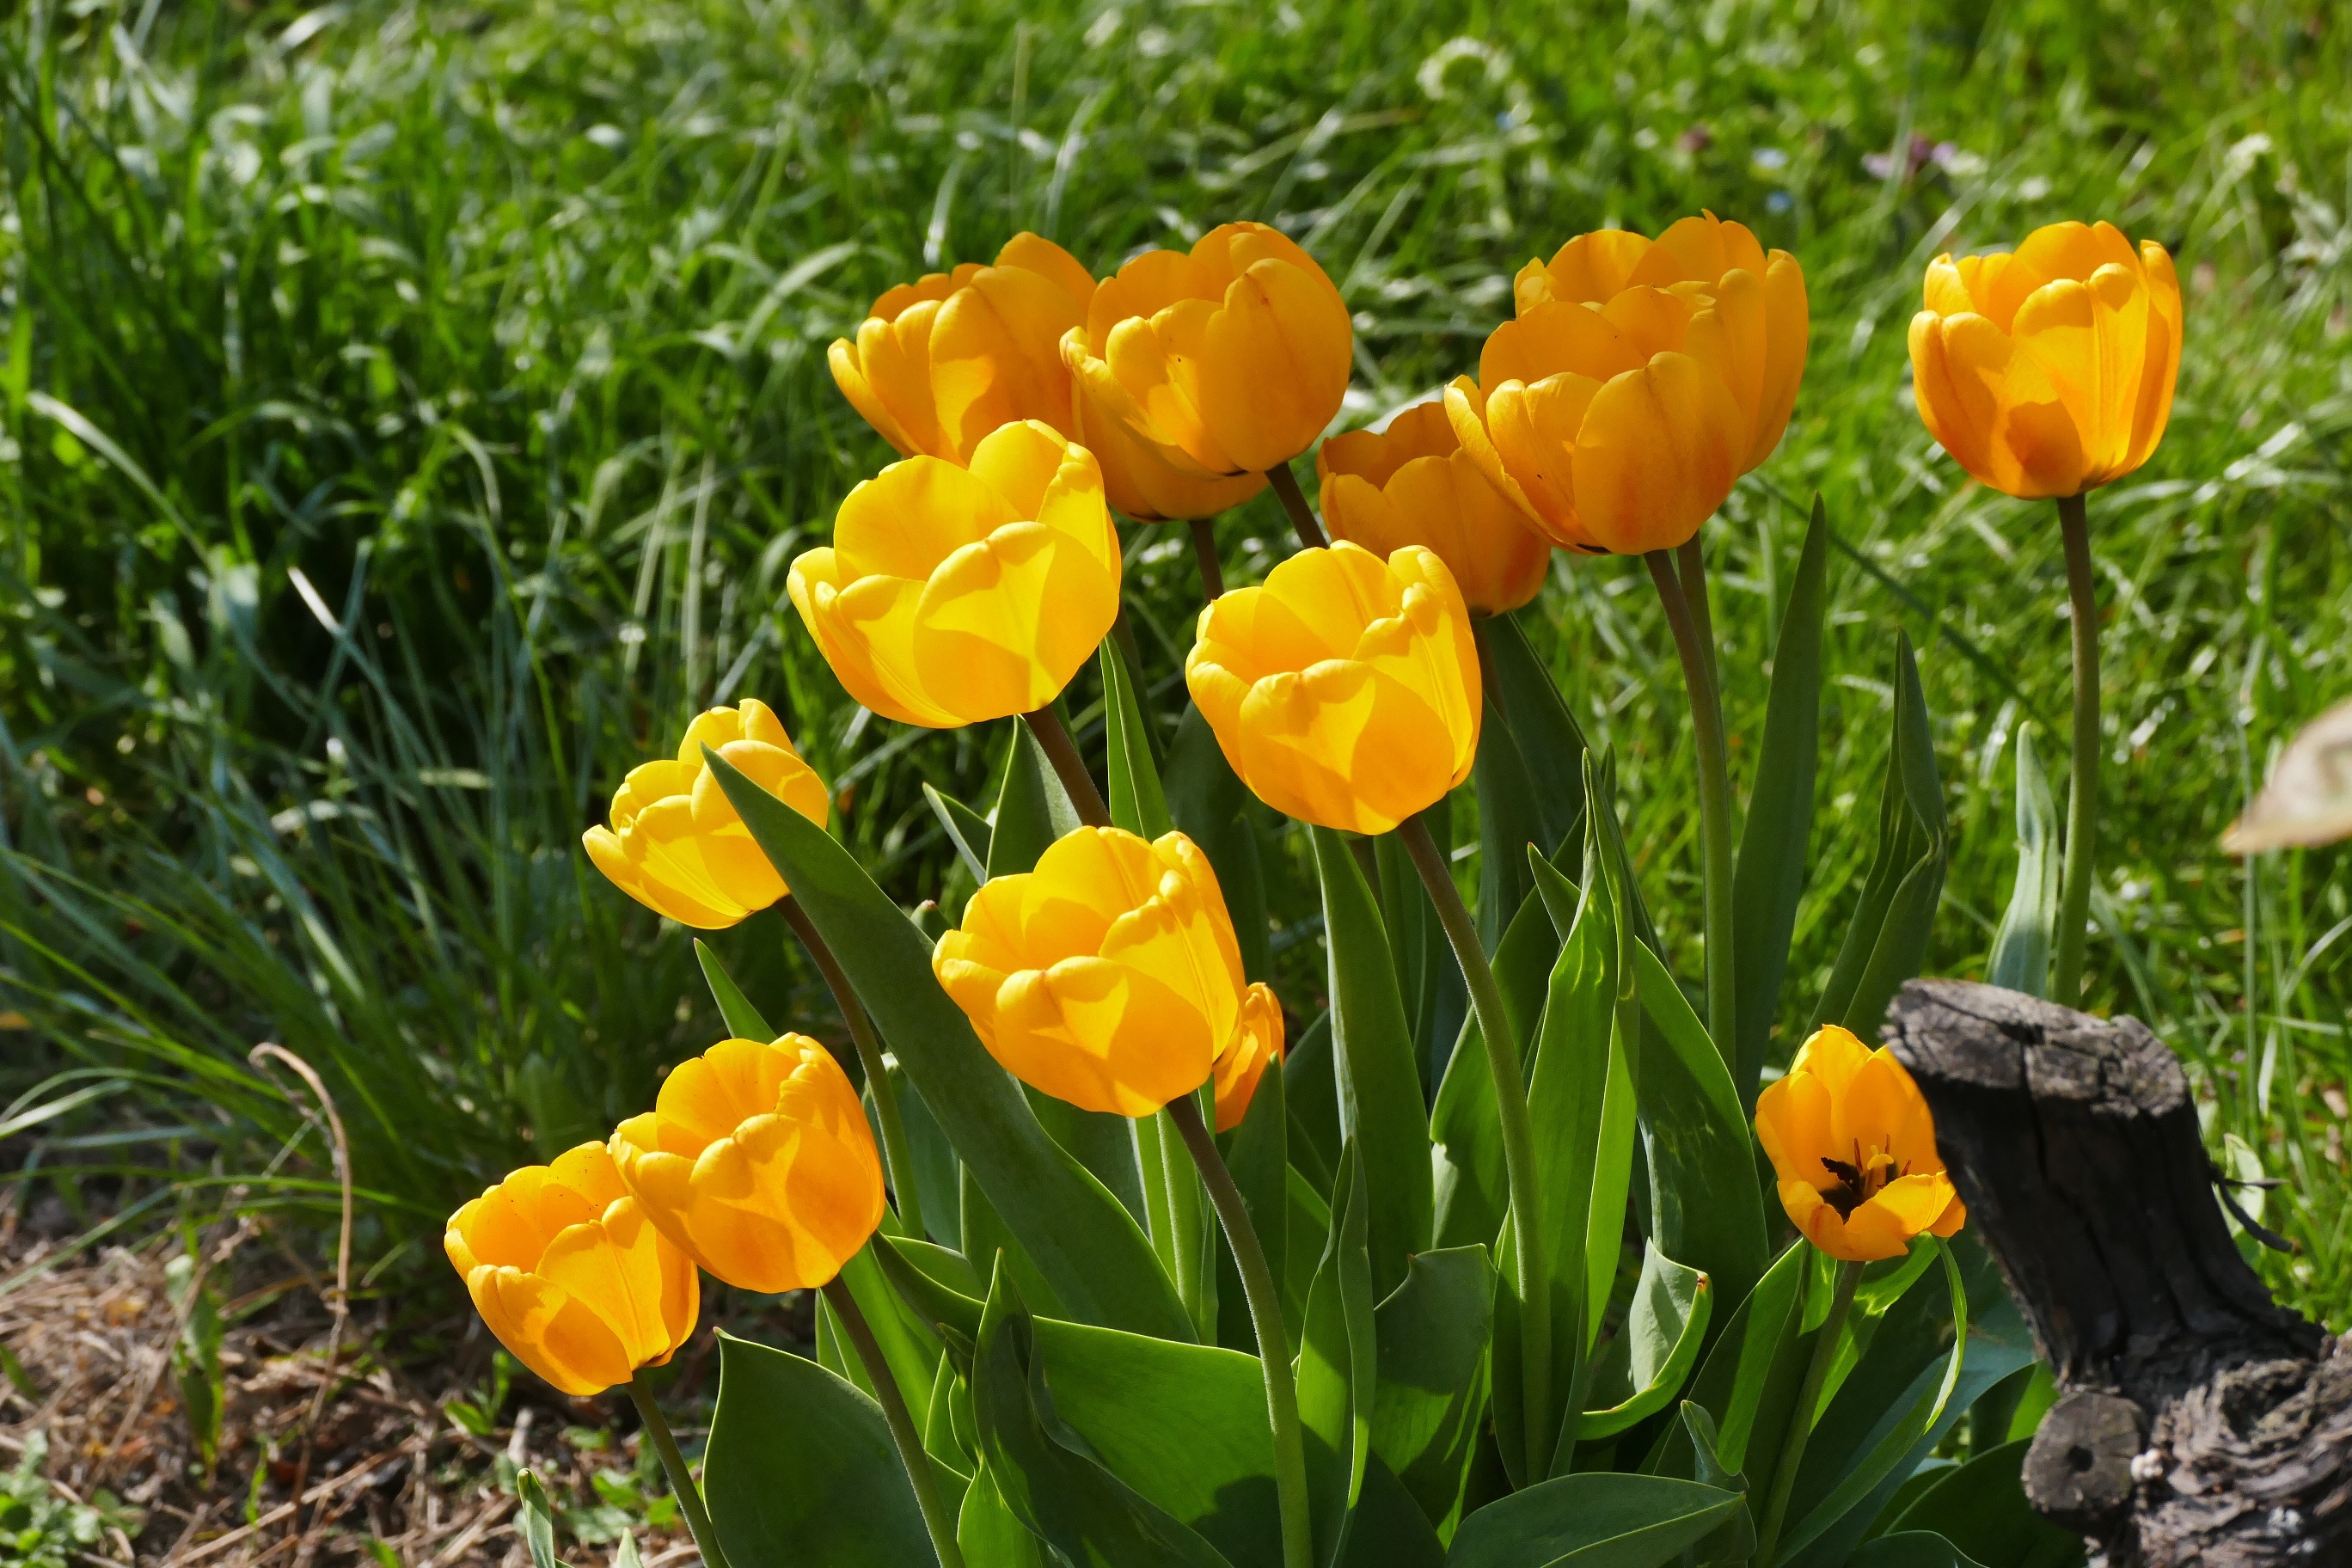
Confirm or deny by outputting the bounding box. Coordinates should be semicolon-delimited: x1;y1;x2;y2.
582;700;831;929
1061;222;1352;481
829;233;1097;464
444;1142;700;1397
787;420;1120;728
1185;542;1479;835
1074;379;1269;523
1213;982;1286;1133
932;825;1246;1118
1908;221;2180;500
1754;1025;1966;1263
1445;212;1809;555
609;1034;886;1294
1317;401;1552;614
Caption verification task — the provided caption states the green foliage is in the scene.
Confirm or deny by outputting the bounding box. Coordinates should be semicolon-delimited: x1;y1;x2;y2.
0;1433;138;1568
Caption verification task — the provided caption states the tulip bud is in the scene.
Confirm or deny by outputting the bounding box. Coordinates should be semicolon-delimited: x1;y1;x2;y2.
787;420;1121;728
1908;221;2181;499
444;1142;700;1397
1061;222;1353;480
1447;212;1809;554
829;233;1097;463
1318;401;1552;614
1185;542;1480;835
609;1035;887;1295
1753;1025;1966;1263
582;699;830;929
932;825;1246;1118
1214;982;1286;1134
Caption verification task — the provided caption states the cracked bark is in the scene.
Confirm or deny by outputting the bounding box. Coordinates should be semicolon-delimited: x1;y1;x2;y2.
1883;979;2351;1568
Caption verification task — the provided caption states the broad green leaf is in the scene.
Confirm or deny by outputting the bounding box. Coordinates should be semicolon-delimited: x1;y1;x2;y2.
1371;1245;1496;1535
1378;819;1467;1099
1578;1245;1712;1441
961;1161;1069;1320
989;720;1082;879
515;1471;559;1568
1675;1402;1756;1564
1847;1533;1990;1568
1101;642;1175;839
1445;1473;1746;1568
1285;1011;1341;1196
1484;609;1589;857
1338;1460;1447;1567
924;781;993;886
1166;702;1272;981
1642;1240;1809;1484
1884;1437;2083;1568
838;1238;943;1417
1029;1084;1149;1231
1473;691;1548;951
706;1332;935;1567
959;1461;1050;1568
1986;722;2060;1000
875;1231;985;1341
695;937;775;1041
1298;1144;1376;1565
1432;882;1565;1251
890;1062;964;1247
708;750;1191;1341
1310;828;1434;1298
1730;494;1828;1113
1219;1043;1292;1357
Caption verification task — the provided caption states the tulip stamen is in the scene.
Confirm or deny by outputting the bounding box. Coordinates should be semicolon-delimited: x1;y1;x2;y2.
1818;1140;1904;1219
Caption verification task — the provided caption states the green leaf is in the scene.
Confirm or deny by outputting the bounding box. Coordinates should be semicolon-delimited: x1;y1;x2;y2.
706;1332;935;1567
890;1062;964;1247
1813;629;1948;1041
1484;609;1589;858
1675;1402;1756;1564
1166;703;1272;981
1578;1245;1713;1441
1847;1533;1989;1568
1299;1144;1376;1564
1730;494;1828;1113
1102;642;1174;839
1445;1473;1747;1568
1473;691;1548;951
839;1239;944;1417
1884;1437;2085;1568
1030;1085;1151;1231
1986;722;2061;1000
875;1232;985;1342
989;721;1082;879
1640;1240;1809;1485
694;939;775;1041
1338;1461;1447;1568
1310;828;1434;1299
1219;1043;1292;1357
1432;882;1565;1251
923;782;994;886
959;1461;1050;1568
1371;1245;1496;1535
516;1470;560;1568
1378;819;1468;1099
1135;1099;1219;1341
707;749;1191;1341
1285;1011;1342;1196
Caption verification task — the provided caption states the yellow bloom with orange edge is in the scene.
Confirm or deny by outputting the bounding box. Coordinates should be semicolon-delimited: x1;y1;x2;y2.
1319;401;1552;614
787;420;1120;728
1908;221;2180;499
933;826;1246;1118
828;233;1097;464
1061;222;1352;480
1074;377;1269;522
1446;211;1809;555
1754;1025;1966;1263
1214;982;1286;1134
582;699;830;930
609;1035;886;1295
1185;542;1480;835
444;1142;699;1397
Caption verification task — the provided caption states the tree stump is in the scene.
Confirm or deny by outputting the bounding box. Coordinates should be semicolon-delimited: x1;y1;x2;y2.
1883;978;2352;1567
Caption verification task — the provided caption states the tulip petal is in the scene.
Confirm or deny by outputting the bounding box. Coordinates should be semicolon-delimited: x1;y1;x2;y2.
1571;352;1744;554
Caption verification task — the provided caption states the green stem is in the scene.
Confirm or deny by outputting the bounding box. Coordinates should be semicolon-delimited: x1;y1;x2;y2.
2053;492;2099;1004
1265;461;1327;550
780;896;923;1242
822;1275;969;1568
1167;1094;1314;1568
1022;705;1112;828
1646;549;1737;1052
1675;537;1720;701
1398;812;1553;1483
1753;1258;1862;1567
1189;515;1227;599
628;1373;733;1568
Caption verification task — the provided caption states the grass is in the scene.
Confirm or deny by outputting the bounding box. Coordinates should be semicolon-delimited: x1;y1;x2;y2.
0;0;2346;1323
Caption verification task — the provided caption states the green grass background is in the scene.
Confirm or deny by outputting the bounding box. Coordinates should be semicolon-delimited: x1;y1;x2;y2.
1;0;2345;1324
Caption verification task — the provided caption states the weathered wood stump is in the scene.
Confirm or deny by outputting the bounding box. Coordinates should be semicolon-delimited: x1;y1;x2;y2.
1883;979;2352;1567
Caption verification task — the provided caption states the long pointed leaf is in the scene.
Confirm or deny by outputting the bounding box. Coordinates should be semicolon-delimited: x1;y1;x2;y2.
1986;721;2060;999
1166;703;1271;981
695;937;775;1040
1101;642;1175;839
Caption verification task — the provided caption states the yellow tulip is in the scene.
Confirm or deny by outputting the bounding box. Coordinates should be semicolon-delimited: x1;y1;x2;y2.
1213;981;1286;1134
1754;1025;1966;1263
932;825;1246;1118
582;699;830;929
1061;222;1353;480
444;1142;700;1397
1445;211;1809;554
828;233;1098;463
1074;378;1270;523
1318;401;1553;614
1185;542;1480;835
787;420;1121;728
609;1034;886;1295
1908;221;2181;499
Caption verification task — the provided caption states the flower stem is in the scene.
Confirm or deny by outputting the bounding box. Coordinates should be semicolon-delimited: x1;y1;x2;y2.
1166;1093;1314;1568
1645;548;1737;1052
780;896;923;1243
1021;705;1112;828
1189;516;1227;600
2053;492;2099;1004
1398;811;1553;1483
628;1372;733;1568
1753;1258;1863;1567
822;1275;969;1568
1265;461;1327;550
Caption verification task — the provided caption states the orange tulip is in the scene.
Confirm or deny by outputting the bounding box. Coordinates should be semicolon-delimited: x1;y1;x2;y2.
1214;982;1286;1134
1754;1025;1966;1263
1073;379;1269;523
1318;401;1552;613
